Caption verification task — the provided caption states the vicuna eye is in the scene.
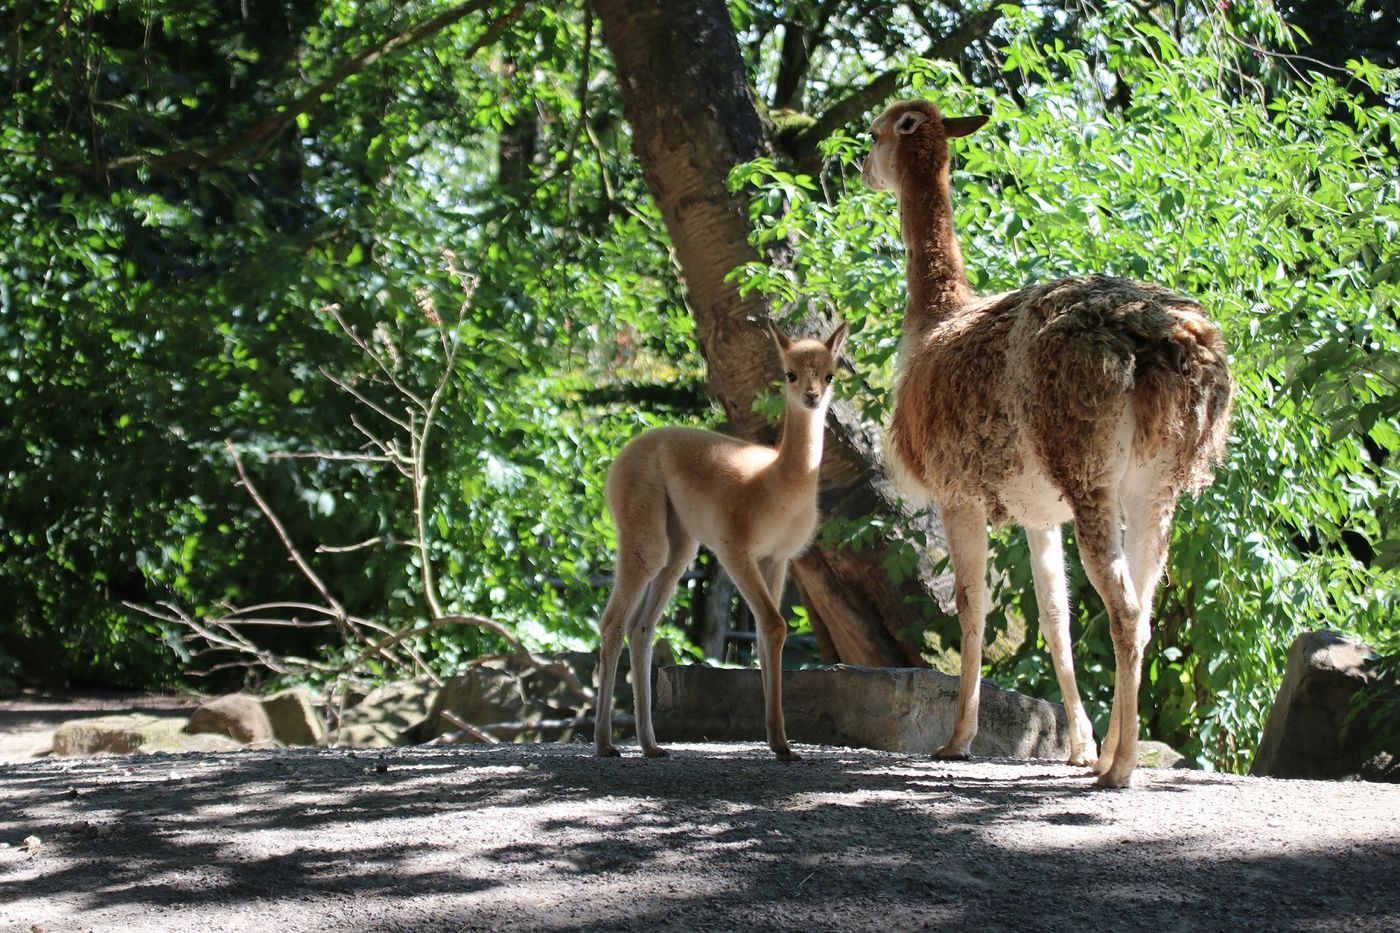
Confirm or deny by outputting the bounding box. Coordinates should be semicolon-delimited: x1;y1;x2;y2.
825;373;834;384
785;372;797;383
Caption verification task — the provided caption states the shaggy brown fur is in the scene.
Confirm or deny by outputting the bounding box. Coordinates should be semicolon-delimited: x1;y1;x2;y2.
864;99;1232;788
892;276;1231;521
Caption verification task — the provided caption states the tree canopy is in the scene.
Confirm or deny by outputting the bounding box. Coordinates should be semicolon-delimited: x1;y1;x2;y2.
2;0;1396;772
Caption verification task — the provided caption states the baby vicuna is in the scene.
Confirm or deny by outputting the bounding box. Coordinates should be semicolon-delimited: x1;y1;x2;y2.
864;100;1232;787
594;319;848;761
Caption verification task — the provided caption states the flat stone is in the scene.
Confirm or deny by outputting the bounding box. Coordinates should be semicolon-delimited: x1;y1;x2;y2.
52;714;242;757
654;664;1070;759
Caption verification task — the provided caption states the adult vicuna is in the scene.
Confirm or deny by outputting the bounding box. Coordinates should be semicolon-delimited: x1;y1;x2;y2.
863;99;1232;787
594;319;849;761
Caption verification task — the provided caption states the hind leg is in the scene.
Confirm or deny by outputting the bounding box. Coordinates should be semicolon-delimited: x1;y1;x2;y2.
595;467;670;758
1072;493;1145;788
596;565;658;757
1026;524;1097;768
626;516;698;758
1115;473;1180;775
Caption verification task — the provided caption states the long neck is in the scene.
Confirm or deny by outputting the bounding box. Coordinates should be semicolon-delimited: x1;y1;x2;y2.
899;160;974;329
775;399;827;481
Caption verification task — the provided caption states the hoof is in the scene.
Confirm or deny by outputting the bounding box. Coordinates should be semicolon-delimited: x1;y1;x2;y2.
774;748;802;762
643;747;671;759
1067;753;1097;769
596;746;622;759
1094;770;1133;790
934;744;971;761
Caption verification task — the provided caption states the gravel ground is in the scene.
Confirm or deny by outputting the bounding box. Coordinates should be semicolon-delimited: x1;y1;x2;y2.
2;740;1398;933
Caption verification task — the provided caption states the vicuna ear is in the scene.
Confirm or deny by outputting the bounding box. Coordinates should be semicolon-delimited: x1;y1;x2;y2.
767;319;794;352
894;111;928;135
943;114;990;138
825;321;849;357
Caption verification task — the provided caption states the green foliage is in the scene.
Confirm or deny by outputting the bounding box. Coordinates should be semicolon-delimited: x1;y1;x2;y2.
0;0;702;687
732;16;1399;771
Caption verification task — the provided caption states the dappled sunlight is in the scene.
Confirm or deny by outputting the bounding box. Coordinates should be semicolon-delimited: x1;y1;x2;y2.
3;744;1397;931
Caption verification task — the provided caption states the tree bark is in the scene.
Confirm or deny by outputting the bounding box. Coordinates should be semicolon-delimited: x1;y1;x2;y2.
593;0;952;667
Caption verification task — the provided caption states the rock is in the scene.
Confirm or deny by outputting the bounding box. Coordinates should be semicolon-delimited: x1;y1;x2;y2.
332;678;441;748
1137;740;1190;769
187;694;275;744
1252;630;1396;781
426;651;601;744
261;687;325;746
654;664;1071;759
52;714;244;757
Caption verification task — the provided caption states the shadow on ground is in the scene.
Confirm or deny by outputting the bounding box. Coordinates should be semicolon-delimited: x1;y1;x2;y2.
2;743;1398;931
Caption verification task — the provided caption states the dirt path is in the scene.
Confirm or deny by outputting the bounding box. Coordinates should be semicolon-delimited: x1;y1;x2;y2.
3;740;1398;932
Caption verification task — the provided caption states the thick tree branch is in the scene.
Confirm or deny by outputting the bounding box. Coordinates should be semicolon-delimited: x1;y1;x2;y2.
792;4;1014;151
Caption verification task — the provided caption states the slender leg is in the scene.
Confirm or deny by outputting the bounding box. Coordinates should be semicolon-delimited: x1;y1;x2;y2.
1116;475;1179;780
720;550;799;761
1072;493;1144;789
760;557;788;608
1025;524;1097;768
595;564;657;757
937;501;990;760
757;556;791;751
626;531;698;758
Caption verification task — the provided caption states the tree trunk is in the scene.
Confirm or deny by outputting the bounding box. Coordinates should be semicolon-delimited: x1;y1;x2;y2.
593;0;951;667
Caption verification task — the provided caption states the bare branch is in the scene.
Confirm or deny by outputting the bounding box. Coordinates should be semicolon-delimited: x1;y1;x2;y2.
225;440;349;622
321;368;412;433
217;618;338;629
223;601;343;617
438;709;500;744
408;270;476;624
324;305;429;412
315;536;407;554
268;451;398;464
797;4;1014;146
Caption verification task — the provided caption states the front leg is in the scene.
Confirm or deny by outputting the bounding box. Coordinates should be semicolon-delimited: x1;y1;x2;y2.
723;551;800;761
937;502;990;760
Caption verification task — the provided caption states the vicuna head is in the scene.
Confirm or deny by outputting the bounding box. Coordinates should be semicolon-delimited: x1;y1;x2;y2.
862;99;989;196
768;320;848;411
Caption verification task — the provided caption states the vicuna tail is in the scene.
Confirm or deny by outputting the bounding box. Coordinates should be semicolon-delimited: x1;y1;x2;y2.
1131;306;1232;493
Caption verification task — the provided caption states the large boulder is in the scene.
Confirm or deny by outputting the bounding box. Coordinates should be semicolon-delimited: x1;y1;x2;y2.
1252;630;1397;782
261;687;326;746
332;678;441;748
53;714;243;757
186;694;275;745
654;664;1071;759
426;651;604;743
